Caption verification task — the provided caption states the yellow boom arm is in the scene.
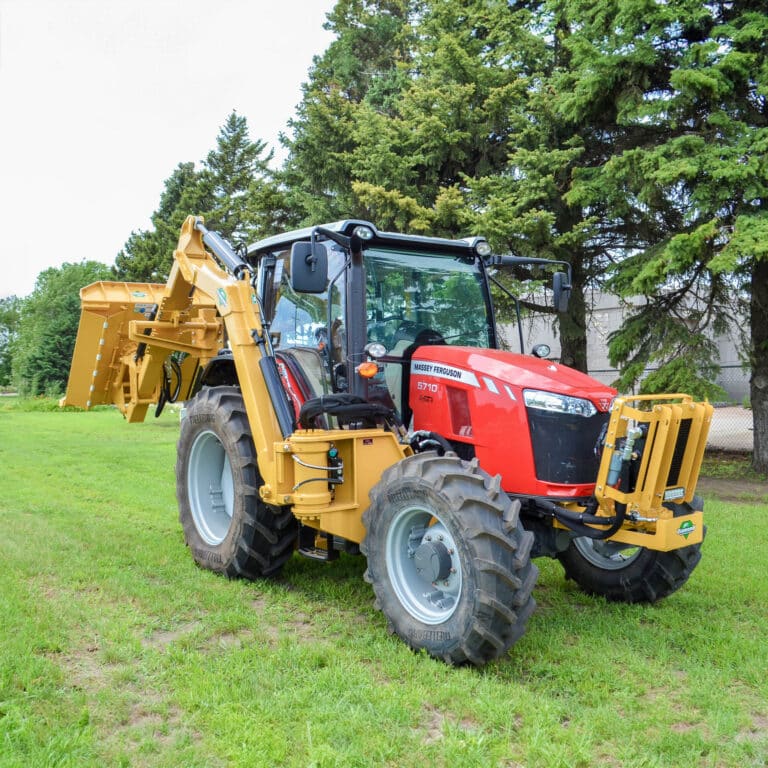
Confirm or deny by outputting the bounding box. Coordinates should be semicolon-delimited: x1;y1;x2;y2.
61;216;410;544
62;216;288;483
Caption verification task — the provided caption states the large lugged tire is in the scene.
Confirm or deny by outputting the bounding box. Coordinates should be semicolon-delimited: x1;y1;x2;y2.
176;386;297;579
557;496;705;603
362;453;538;666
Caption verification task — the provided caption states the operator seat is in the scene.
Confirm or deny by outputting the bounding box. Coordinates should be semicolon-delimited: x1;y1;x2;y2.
398;329;446;425
279;346;399;431
277;346;331;428
281;347;330;399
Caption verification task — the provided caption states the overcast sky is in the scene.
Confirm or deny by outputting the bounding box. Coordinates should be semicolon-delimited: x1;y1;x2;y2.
0;0;336;299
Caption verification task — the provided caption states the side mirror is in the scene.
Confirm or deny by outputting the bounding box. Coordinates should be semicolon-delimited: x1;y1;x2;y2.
553;271;571;313
290;242;328;293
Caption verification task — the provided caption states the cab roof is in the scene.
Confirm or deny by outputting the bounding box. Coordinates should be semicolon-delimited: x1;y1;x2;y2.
247;220;489;260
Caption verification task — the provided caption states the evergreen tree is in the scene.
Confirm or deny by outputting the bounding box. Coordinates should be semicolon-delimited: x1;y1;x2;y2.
114;112;280;282
280;0;418;224
201;111;279;242
283;1;602;366
554;0;768;469
113;162;209;282
455;0;675;371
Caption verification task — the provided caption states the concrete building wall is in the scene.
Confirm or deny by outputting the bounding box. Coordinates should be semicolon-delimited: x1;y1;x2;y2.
501;293;749;402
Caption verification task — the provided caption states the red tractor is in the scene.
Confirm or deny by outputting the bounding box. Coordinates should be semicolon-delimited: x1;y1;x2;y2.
63;217;712;665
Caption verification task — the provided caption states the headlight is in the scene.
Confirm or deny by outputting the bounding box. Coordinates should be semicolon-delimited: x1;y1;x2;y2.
523;389;597;418
475;240;492;257
353;225;374;240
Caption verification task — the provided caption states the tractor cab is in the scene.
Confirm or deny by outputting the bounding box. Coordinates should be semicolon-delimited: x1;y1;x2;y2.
245;220;596;497
246;219;557;425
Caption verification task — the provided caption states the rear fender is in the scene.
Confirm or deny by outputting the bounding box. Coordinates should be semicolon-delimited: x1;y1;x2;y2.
196;349;324;425
198;352;238;391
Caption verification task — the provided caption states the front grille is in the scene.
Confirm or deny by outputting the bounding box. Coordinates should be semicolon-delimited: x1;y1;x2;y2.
527;408;609;485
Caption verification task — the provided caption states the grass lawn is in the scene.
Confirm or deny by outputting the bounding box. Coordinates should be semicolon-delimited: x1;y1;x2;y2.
1;399;766;767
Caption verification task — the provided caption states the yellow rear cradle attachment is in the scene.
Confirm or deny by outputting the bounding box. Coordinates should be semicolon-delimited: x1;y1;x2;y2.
61;281;222;421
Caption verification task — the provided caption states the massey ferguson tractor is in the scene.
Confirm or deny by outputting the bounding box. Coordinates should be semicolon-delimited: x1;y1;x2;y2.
62;216;712;666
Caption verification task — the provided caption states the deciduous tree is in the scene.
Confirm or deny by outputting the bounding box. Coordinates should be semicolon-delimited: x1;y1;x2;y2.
0;295;21;386
12;262;111;396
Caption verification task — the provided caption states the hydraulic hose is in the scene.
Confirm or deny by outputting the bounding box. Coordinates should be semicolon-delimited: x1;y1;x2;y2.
134;304;159;361
410;430;455;456
539;499;626;540
155;356;183;418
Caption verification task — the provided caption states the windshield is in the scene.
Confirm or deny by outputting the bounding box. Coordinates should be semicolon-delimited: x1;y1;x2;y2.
365;248;492;351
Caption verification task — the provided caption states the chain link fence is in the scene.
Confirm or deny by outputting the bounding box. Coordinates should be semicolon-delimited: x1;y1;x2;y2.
709;365;753;452
589;364;753;453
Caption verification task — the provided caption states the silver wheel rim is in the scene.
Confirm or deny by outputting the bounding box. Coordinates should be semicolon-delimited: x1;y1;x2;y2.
187;430;234;546
573;537;642;570
385;505;462;624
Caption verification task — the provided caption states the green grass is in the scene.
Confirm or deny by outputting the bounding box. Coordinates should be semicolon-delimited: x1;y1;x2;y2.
1;398;767;767
701;449;766;482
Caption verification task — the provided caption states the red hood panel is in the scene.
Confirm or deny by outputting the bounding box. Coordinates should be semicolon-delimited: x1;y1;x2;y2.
408;346;617;499
412;346;616;404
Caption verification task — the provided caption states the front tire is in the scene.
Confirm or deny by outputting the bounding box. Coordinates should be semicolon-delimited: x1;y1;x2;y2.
176;386;297;579
557;496;705;603
362;454;538;666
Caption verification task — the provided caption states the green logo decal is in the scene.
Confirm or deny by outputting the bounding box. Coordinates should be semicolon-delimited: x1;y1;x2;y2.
131;291;147;298
677;520;695;539
217;288;227;307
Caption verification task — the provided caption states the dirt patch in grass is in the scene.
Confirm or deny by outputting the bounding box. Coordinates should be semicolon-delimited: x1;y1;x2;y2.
142;620;204;649
251;597;319;644
57;640;202;765
206;629;255;650
418;704;480;745
695;475;768;504
59;645;109;691
737;713;768;743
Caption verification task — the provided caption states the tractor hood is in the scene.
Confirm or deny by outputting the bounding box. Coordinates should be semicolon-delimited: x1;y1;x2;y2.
408;346;617;499
411;346;616;409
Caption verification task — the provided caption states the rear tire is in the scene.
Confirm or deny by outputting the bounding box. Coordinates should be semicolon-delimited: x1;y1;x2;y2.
176;385;297;579
557;496;704;603
362;453;538;666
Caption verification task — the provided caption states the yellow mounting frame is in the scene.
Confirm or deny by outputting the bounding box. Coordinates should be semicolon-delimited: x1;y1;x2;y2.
61;280;222;420
268;428;412;544
560;394;713;551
